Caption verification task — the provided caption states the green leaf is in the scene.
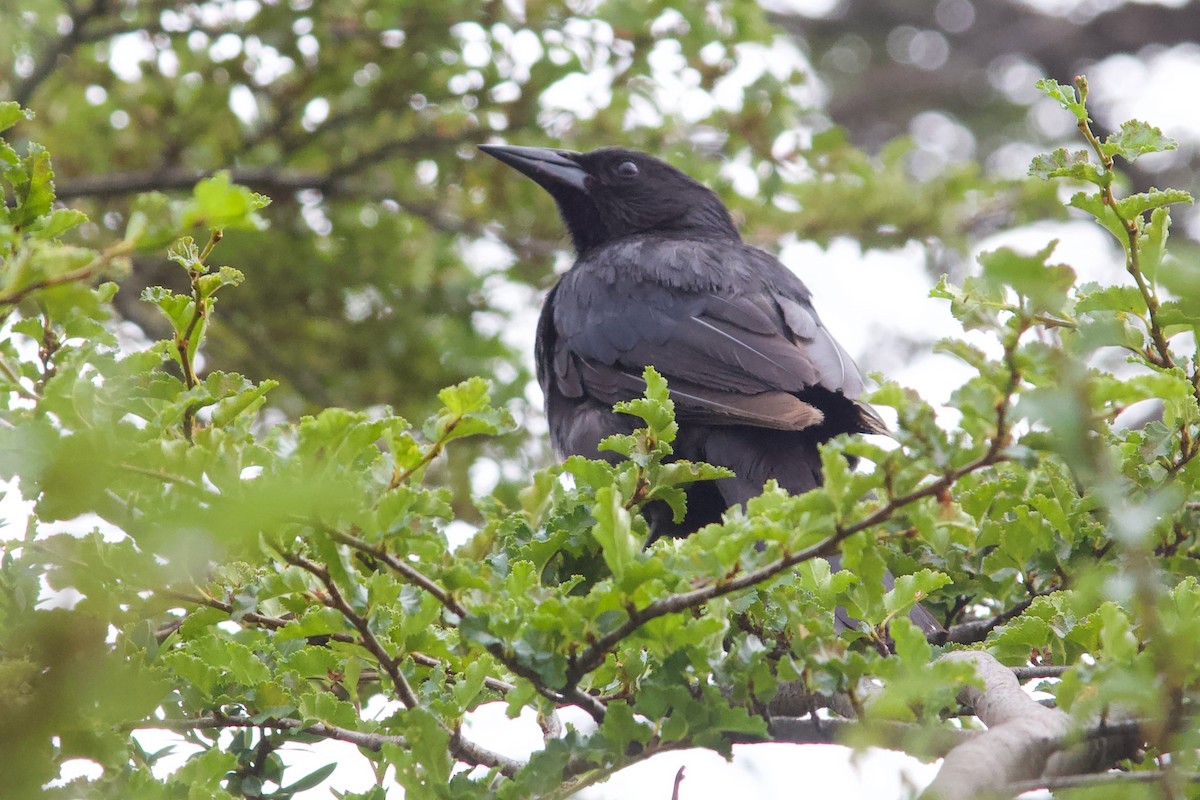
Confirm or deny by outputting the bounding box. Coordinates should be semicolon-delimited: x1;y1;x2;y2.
26;208;87;240
0;101;30;133
612;366;677;442
211;379;277;427
592;486;640;581
140;286;194;337
979;242;1075;314
1140;206;1171;282
1075;284;1145;315
1101;120;1178;162
1115;188;1193;220
1028;148;1102;185
126;192;181;250
1035;78;1087;121
1069;192;1128;242
884;570;952;619
281;762;337;793
181;171;272;230
11;142;56;226
429;377;513;443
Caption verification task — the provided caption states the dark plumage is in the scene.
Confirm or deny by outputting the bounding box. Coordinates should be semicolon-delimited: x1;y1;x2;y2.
481;144;940;634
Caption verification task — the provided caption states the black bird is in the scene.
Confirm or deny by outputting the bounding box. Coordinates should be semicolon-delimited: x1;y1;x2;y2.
481;144;940;634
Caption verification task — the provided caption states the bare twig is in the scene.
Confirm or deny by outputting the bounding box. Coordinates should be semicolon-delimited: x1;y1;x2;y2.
670;766;686;800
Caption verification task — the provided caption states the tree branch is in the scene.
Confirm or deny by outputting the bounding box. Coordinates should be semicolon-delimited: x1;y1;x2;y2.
329;529;609;722
132;712;523;774
15;0;113;106
1006;770;1200;794
943;597;1036;645
281;551;422;709
921;651;1142;800
0;238;132;314
563;440;1007;687
160;590;516;695
763;716;978;757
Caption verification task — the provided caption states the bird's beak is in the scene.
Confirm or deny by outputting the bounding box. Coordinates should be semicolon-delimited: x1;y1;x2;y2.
478;144;589;193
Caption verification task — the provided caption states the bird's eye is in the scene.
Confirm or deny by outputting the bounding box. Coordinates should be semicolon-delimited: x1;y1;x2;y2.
615;160;640;178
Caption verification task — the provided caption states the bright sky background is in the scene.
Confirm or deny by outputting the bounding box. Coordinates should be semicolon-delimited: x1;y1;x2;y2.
9;0;1200;797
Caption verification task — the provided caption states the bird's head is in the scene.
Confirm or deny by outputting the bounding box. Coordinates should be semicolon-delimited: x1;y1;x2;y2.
478;144;740;255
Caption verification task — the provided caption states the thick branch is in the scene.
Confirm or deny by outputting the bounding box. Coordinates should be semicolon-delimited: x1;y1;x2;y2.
921;652;1142;800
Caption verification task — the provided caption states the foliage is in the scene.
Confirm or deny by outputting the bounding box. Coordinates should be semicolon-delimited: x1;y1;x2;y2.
3;25;1200;800
3;0;1074;520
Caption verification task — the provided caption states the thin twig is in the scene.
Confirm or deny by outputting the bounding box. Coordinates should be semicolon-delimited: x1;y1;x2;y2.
1011;665;1070;681
282;551;421;709
0;239;132;312
330;529;608;722
161;591;515;694
1006;770;1200;794
1073;76;1174;371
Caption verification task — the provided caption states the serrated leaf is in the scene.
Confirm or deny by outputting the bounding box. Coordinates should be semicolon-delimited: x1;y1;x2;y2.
1028;148;1102;185
592;486;639;580
563;455;616;491
1075;284;1145;315
612;366;677;442
1069;192;1127;242
1101;120;1177;162
1140;206;1170;282
27;208;87;240
197;265;246;297
140;286;195;337
884;570;951;618
181;171;271;230
1115;188;1193;220
979;242;1075;314
1035;78;1087;121
126;192;180;249
211;379;277;427
0;101;30;133
11;142;56;226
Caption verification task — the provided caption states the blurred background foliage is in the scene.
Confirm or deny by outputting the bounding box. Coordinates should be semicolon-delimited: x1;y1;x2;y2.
4;0;1199;499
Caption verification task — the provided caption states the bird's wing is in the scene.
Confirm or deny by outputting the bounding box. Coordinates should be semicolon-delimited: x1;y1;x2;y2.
545;243;882;433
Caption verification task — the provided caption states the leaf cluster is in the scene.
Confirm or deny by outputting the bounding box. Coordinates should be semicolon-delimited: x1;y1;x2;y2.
2;70;1200;799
